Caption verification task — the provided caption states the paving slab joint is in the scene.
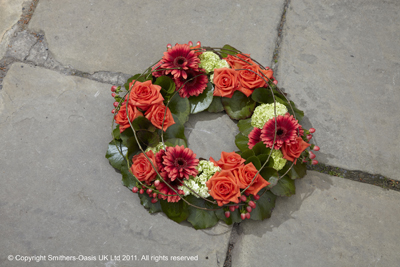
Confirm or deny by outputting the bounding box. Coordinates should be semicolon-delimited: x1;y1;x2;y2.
223;223;243;267
271;0;290;72
308;163;400;192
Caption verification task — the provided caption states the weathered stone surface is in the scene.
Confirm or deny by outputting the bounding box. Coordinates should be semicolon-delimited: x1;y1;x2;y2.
5;30;37;61
29;0;285;74
0;0;26;59
276;1;400;180
0;63;231;267
232;172;400;267
185;112;239;161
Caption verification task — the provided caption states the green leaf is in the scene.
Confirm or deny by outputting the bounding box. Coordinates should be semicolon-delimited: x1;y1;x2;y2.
186;196;219;230
164;138;187;148
105;140;128;171
220;44;241;58
120;128;141;157
162;117;187;143
270;176;296;197
112;125;121;140
260;167;279;183
222;91;256;120
138;193;162;214
237;118;253;136
188;83;214;114
120;164;137;189
154;76;175;94
251;141;270;156
286;100;304;122
137;130;159;148
245;156;262;170
240;149;255;160
279;161;307;180
131;116;156;132
235;133;249;152
168;94;190;124
257;154;274;168
160;199;189;223
208;96;224;113
215;207;242;225
250;190;277;221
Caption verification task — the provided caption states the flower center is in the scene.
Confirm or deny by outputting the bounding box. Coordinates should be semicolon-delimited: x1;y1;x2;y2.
276;128;286;136
175;158;187;168
174;57;186;67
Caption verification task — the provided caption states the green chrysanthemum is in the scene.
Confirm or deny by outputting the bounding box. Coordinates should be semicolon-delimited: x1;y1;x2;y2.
199;52;230;74
271;149;287;171
178;160;221;198
251;103;288;129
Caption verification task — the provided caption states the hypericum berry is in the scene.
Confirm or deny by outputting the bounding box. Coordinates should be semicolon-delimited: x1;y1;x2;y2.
146;188;153;195
248;201;256;209
178;190;184;195
113;102;119;107
240;195;247;202
111;109;115;114
152;193;157;198
309;153;316;159
154;180;160;187
309;128;316;133
167;43;172;49
273;80;278;85
307;134;313;140
235;205;240;209
229;206;235;212
225;211;231;218
111;85;117;92
254;195;260;201
151;198;158;203
132;187;138;193
111;92;116;98
196;41;201;46
188;41;193;47
245;212;251;219
246;206;252;213
244;191;250;196
240;213;246;220
312;160;319;165
313;146;320;151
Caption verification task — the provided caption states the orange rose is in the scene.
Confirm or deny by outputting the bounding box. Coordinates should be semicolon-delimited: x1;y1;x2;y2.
114;101;143;133
237;65;274;97
210;151;245;171
206;170;241;206
127;80;164;111
145;104;175;131
233;163;270;195
281;137;310;164
131;150;158;185
224;53;255;69
213;68;241;98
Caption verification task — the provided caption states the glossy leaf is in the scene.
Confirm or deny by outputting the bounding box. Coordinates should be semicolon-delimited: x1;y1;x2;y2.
240;149;255;160
105;140;128;171
160;199;189;223
237;118;253;136
137;130;159;148
208;96;224;113
235;133;249;152
168;94;190;124
245;156;262;170
270;176;296;197
222;91;256;120
139;193;162;214
162;117;187;143
164;138;187;148
220;44;241;58
154;76;175;94
189;82;213;114
186;196;219;229
251;141;270;156
215;207;242;225
250;190;277;221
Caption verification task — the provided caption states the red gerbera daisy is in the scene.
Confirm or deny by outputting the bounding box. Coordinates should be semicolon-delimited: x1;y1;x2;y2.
151;59;165;77
248;127;262;149
162;145;199;181
155;179;182;203
174;68;208;98
260;113;300;149
161;44;200;79
155;149;168;179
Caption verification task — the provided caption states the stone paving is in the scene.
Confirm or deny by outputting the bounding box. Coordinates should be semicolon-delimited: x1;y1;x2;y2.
1;1;399;267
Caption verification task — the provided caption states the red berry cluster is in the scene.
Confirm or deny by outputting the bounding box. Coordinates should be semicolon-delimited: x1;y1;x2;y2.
131;182;185;204
303;128;320;165
110;85;122;114
223;193;260;220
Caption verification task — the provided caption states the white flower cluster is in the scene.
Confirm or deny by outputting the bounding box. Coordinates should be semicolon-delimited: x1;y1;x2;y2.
145;142;166;154
251;102;288;129
178;160;221;198
199;51;230;74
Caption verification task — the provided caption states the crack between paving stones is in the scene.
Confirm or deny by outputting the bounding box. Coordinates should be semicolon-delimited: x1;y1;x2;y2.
271;0;291;72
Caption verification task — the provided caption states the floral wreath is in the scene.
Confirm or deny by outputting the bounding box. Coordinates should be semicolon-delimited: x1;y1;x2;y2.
105;42;320;229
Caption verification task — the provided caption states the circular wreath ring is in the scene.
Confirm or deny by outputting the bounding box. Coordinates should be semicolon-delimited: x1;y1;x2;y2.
105;42;320;229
